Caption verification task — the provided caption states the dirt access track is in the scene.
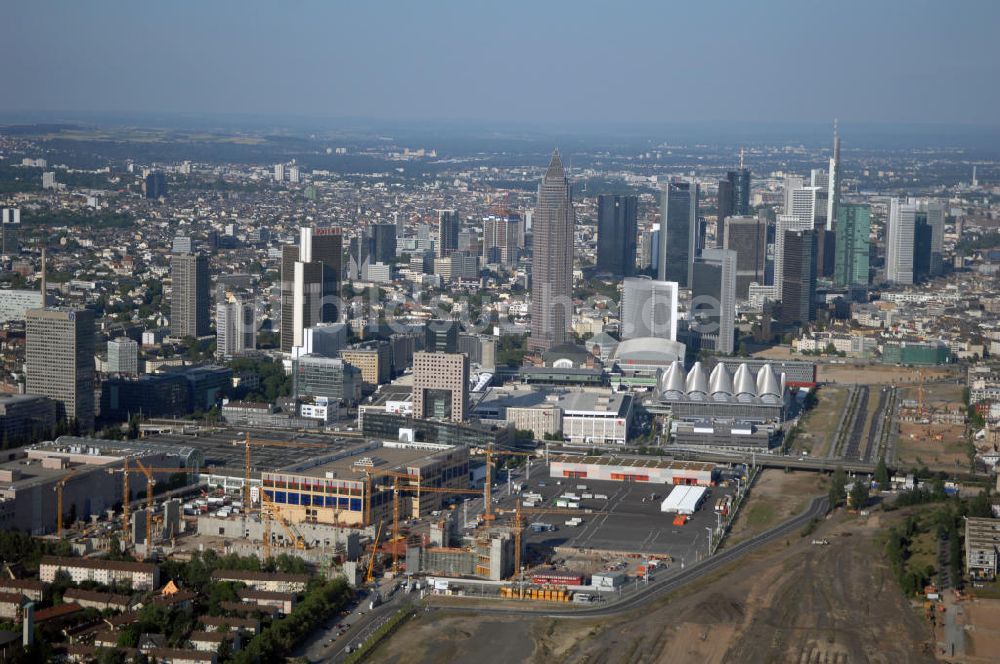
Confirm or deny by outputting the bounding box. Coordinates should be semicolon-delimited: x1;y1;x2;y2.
370;510;935;664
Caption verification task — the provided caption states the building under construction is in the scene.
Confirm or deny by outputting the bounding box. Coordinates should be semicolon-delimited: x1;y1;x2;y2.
259;439;470;528
405;527;517;581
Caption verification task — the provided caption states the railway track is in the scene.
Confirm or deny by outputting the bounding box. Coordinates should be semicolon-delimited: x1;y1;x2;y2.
862;387;889;463
842;385;870;461
879;387;899;465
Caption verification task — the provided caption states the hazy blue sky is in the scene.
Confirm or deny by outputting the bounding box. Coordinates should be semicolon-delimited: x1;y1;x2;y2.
3;0;998;126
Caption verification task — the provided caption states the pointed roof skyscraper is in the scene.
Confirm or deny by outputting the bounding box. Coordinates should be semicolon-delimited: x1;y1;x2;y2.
529;149;575;353
545;149;564;179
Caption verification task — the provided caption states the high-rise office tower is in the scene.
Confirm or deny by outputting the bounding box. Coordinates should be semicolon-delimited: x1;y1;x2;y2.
347;235;369;281
482;212;521;266
620;277;679;341
920;199;946;276
288;165;300;184
779;229;817;327
716;179;733;249
658;180;699;287
280;227;342;352
1;207;20;255
279;244;300;353
528;150;574;353
773;214;814;296
716;167;751;248
144;172;167;200
810;168;829;192
107;337;138;375
730;167;751;217
784;179;831;278
826;122;841;232
834;204;871;289
172;235;193;255
216;299;256;358
596;194;638;277
913;211;933;282
691;248;736;354
886;198;916;285
782;176;805;213
722;215;767;299
637;227;655;271
412;351;470;422
394;211;405;239
437;210;460;258
425;319;460;353
274;164;285;182
26;307;95;432
370;223;397;264
171;253;210;338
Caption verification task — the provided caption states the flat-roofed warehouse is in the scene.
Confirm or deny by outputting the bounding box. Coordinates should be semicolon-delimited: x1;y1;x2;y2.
0;437;195;534
261;440;470;527
549;454;716;486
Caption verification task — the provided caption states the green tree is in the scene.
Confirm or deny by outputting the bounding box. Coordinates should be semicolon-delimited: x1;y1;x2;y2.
849;478;869;510
874;457;890;489
829;466;847;508
206;581;241;615
127;414;141;440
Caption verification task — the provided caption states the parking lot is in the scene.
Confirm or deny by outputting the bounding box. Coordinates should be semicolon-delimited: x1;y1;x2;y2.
512;469;738;567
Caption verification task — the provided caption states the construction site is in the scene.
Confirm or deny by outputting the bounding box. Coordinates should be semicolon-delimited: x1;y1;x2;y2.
0;426;751;607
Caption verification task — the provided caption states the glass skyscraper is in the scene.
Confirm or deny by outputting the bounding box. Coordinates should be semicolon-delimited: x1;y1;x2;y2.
658;180;698;288
834;204;871;288
596;194;637;277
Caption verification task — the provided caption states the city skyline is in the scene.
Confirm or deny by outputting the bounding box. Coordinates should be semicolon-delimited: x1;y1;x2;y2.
2;4;999;659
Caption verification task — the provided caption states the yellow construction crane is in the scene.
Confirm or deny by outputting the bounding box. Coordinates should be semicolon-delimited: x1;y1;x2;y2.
54;468;77;537
358;467;419;527
482;444;539;521
135;460;155;548
365;520;384;584
259;487;306;555
498;499;595;581
107;463;200;545
239;433;329;513
380;479;485;572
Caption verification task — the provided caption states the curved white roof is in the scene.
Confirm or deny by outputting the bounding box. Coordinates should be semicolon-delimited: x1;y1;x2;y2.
733;363;757;400
756;363;781;398
659;360;686;396
612;337;686;363
709;363;733;399
686;362;709;398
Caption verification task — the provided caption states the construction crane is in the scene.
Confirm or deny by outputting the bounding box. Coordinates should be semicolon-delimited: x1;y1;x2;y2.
135;460;155;549
54;468;77;537
107;463;200;544
357;467;419;527
482;443;539;521
498;499;595;581
365;520;384;584
239;433;329;513
353;470;415;571
383;480;486;572
259;487;306;557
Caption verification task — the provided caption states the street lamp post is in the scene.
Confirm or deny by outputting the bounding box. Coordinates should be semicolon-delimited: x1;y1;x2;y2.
705;526;713;557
